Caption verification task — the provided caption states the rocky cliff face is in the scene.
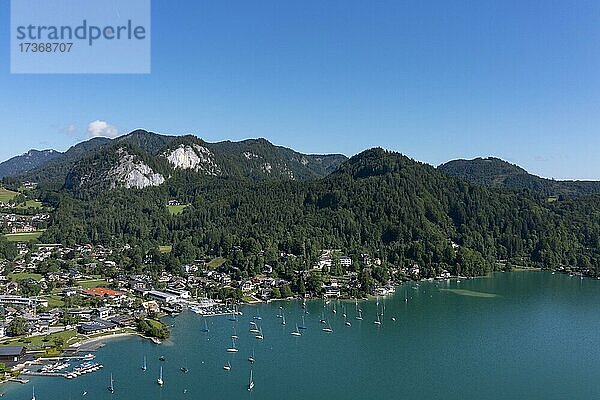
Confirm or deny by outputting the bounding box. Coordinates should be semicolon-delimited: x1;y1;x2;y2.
66;147;165;193
107;148;165;189
164;144;221;175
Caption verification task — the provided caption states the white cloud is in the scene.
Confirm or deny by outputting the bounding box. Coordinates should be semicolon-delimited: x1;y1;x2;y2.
87;120;119;138
62;124;78;136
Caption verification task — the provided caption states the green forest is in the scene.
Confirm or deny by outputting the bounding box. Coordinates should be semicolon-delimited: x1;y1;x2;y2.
28;148;600;284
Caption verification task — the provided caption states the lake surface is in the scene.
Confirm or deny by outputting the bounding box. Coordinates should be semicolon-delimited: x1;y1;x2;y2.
6;271;600;399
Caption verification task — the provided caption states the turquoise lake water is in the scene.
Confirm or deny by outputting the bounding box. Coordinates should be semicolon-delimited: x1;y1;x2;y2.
5;271;600;399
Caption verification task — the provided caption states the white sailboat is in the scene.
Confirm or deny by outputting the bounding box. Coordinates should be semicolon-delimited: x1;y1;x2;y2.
31;386;36;400
201;318;209;333
231;325;239;340
355;299;363;320
322;321;333;333
108;373;114;393
227;338;239;352
248;348;255;363
255;326;264;340
355;309;363;320
374;297;382;325
248;369;255;391
157;366;164;386
281;312;286;325
298;315;307;330
249;322;260;333
291;324;302;336
374;314;382;325
141;356;147;371
223;361;231;371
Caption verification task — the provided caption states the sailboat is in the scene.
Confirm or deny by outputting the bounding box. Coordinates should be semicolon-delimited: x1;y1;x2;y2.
291;324;302;336
281;312;286;326
157;366;164;386
141;356;147;371
344;311;352;326
255;326;264;340
231;326;239;340
223;361;231;371
228;303;237;321
31;386;36;400
355;308;363;320
298;315;307;330
322;321;333;333
374;313;382;325
227;338;239;352
253;309;262;320
248;348;255;363
319;309;326;324
249;322;260;334
355;299;363;320
180;359;189;373
248;369;255;391
108;373;114;393
201;319;210;333
374;297;382;325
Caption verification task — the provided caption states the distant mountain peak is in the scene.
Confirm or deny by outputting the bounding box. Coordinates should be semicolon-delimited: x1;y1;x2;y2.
439;157;600;197
0;148;62;179
7;129;348;193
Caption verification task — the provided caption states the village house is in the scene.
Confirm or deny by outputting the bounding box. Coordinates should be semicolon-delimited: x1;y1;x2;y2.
340;256;352;267
84;287;126;300
0;346;26;363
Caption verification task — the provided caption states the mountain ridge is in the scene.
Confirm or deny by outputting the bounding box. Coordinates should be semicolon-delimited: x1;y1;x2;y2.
0;149;62;179
4;130;348;193
438;157;600;197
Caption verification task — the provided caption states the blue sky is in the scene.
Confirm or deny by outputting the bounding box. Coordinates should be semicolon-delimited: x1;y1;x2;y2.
1;0;599;179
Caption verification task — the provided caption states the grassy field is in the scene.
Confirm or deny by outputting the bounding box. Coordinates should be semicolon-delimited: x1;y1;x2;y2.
41;294;66;308
167;204;188;215
3;231;44;242
1;329;78;350
76;278;108;288
440;289;499;298
158;245;172;253
0;187;18;202
207;257;226;269
7;272;43;281
25;200;43;208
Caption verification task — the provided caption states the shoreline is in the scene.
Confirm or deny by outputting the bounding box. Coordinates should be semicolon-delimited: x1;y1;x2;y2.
68;331;160;352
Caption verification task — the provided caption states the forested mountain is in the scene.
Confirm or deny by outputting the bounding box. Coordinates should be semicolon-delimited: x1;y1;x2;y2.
439;157;600;197
3;137;111;190
3;130;347;193
3;131;599;281
39;148;600;280
0;149;61;179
